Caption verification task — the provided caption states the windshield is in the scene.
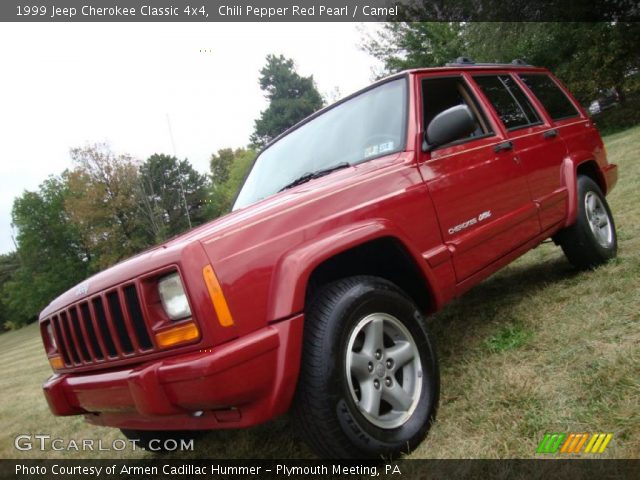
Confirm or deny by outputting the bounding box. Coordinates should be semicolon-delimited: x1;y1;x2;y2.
233;77;407;210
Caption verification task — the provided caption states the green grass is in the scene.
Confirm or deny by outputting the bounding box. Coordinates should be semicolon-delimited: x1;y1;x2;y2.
1;126;639;459
483;324;532;354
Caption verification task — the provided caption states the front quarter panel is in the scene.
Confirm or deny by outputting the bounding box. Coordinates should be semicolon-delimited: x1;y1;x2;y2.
199;152;447;335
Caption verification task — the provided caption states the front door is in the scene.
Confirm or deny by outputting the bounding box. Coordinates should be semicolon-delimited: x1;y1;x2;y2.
418;74;540;282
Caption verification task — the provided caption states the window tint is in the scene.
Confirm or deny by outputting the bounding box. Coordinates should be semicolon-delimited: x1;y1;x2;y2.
422;76;492;145
519;74;579;121
473;75;540;130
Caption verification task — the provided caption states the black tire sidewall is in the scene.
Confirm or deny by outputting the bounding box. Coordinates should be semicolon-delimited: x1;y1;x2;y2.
317;279;439;457
575;176;617;260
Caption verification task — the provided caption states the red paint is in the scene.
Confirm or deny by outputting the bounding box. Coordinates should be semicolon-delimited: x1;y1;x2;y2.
39;65;617;431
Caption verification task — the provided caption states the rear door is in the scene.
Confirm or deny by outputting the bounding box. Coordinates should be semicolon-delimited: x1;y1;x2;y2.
472;73;570;231
417;74;540;282
517;74;592;211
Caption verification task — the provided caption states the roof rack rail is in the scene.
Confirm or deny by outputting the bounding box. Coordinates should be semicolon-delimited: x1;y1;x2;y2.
445;56;476;66
444;57;531;67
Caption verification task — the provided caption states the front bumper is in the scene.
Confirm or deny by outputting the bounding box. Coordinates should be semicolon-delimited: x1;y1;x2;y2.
43;314;303;430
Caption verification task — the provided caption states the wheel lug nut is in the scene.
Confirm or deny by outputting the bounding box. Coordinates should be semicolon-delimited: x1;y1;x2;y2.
368;362;373;372
373;379;380;389
385;377;392;387
386;359;394;369
375;350;382;360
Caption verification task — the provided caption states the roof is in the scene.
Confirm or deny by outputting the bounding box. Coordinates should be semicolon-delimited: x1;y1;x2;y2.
401;58;549;76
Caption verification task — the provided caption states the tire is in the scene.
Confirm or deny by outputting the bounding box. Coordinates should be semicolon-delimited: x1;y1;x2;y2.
292;276;439;459
120;429;201;452
557;175;617;269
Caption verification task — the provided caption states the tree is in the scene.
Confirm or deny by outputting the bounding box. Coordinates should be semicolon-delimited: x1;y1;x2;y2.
363;22;463;74
138;154;210;242
3;176;90;327
207;148;256;217
65;144;147;269
210;148;235;187
250;54;324;148
363;22;640;104
0;252;19;330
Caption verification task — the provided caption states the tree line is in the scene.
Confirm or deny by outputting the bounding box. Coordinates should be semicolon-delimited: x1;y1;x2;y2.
0;54;323;330
364;22;640;106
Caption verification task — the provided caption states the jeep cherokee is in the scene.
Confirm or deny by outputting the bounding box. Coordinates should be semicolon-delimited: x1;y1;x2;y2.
39;59;618;459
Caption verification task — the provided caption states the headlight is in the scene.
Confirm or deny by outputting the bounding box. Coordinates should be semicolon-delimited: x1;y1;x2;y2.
158;273;192;320
46;322;57;350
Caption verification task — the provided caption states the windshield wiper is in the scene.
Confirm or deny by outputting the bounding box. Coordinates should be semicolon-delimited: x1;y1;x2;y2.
278;162;351;192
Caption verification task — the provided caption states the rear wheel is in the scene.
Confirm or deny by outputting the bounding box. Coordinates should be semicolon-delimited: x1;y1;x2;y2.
557;175;617;269
292;276;439;459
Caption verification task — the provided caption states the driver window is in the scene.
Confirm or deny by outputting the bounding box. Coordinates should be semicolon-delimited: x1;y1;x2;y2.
422;76;492;141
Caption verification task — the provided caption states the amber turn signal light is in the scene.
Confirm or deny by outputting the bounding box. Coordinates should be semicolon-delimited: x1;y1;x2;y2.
49;356;64;370
202;264;234;327
155;321;200;348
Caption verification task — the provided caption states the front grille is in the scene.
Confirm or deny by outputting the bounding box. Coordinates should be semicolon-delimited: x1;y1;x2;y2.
48;283;156;368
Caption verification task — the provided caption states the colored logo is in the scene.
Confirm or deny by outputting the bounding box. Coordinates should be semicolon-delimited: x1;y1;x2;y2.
537;433;613;454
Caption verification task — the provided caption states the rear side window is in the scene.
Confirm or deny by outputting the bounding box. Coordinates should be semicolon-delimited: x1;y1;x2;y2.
473;75;541;130
519;74;580;121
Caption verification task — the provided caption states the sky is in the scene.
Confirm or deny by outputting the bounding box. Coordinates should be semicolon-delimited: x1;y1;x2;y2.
0;22;382;254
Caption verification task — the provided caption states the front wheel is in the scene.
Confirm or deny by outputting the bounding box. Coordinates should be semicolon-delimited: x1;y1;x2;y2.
292;276;439;459
557;175;617;269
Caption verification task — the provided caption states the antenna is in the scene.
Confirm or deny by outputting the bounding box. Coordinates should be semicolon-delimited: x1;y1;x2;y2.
166;114;192;229
10;230;18;252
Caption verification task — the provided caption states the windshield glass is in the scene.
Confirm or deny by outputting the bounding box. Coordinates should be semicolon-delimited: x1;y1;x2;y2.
233;77;407;210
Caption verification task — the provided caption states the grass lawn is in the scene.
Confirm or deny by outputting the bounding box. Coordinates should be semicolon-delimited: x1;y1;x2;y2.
1;126;638;459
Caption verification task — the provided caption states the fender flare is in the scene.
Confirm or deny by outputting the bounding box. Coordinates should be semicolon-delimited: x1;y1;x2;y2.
560;153;605;228
265;218;441;321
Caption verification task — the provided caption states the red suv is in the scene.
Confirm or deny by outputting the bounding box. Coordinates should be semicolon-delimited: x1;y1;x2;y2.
39;59;618;459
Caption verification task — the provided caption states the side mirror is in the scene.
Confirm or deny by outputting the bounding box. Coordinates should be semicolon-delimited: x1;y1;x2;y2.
424;104;477;151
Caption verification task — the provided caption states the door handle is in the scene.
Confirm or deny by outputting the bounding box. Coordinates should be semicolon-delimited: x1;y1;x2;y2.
543;129;559;139
494;141;513;153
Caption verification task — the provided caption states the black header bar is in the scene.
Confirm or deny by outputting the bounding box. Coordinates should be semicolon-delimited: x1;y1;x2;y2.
2;0;640;22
